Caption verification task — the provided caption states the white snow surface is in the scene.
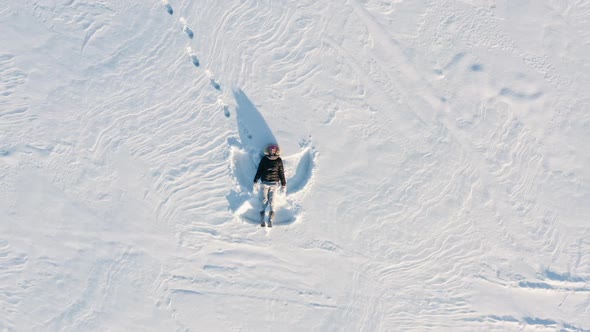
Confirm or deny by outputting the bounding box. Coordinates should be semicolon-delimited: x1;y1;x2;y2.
1;0;589;331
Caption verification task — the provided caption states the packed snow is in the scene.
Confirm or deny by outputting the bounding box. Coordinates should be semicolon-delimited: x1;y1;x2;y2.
1;0;589;330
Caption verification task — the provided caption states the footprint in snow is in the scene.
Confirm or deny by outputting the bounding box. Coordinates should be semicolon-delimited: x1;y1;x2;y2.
191;55;200;67
180;18;194;39
205;70;221;90
163;1;173;15
210;79;221;91
186;47;199;67
217;97;231;118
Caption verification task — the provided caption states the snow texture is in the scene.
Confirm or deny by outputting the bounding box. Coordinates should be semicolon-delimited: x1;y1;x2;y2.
1;0;589;331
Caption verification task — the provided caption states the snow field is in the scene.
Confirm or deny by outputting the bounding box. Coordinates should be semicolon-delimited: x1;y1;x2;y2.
1;0;589;330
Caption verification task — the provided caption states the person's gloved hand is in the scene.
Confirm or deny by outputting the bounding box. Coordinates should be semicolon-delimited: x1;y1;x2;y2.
281;186;286;194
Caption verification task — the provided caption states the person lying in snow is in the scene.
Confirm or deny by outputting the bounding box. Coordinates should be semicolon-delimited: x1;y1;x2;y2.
253;143;286;227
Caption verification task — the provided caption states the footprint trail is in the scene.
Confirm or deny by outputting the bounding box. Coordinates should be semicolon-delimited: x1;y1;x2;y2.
160;3;316;226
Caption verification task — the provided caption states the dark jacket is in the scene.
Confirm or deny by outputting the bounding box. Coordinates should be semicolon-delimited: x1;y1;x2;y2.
254;155;286;186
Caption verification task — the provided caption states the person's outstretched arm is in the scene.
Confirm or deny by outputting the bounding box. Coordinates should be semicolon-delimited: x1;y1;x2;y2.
278;158;286;187
254;158;265;183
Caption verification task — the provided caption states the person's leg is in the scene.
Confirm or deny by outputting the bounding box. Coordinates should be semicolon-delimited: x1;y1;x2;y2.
268;185;276;212
260;184;269;226
268;185;277;225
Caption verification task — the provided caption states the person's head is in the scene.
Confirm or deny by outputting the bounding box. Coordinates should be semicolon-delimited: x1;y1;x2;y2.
268;144;278;156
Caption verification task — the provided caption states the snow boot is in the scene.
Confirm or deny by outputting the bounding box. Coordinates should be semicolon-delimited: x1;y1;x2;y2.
260;211;266;227
268;211;275;227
